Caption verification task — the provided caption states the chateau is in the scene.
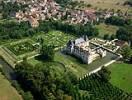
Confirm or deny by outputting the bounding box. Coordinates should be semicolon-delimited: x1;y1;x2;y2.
66;36;107;64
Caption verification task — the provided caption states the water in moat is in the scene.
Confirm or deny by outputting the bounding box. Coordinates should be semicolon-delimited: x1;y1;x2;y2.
0;58;16;80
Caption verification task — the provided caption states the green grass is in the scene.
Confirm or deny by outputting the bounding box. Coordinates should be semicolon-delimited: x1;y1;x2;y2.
109;62;132;93
0;72;22;100
55;51;118;77
95;23;119;38
28;50;119;78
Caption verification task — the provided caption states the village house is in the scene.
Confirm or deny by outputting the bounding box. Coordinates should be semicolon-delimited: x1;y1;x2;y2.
15;0;99;27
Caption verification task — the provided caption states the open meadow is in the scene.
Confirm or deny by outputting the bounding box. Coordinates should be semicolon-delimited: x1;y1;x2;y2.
0;72;22;100
77;0;132;13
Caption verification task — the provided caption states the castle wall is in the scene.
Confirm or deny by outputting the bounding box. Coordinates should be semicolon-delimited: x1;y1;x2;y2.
66;38;107;64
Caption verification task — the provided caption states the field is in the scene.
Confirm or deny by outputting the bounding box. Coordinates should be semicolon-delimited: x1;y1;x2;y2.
79;74;132;99
0;72;22;100
109;62;132;93
95;23;119;38
77;0;132;13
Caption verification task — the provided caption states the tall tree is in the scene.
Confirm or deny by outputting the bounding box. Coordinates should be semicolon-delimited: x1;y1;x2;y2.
98;67;111;82
40;44;55;61
120;45;132;61
116;27;132;47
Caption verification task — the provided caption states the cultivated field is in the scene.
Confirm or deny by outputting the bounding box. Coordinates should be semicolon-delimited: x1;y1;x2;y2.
0;72;22;100
77;0;132;13
109;62;132;93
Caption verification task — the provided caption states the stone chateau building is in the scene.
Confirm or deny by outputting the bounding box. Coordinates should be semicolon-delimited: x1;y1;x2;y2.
66;36;107;64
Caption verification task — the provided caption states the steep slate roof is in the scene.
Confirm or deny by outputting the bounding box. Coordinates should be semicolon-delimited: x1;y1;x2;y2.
74;37;85;45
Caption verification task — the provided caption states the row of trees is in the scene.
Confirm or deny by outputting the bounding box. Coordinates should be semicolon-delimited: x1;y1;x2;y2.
0;20;99;40
38;20;99;37
105;16;131;26
124;0;132;7
0;21;35;39
0;1;27;19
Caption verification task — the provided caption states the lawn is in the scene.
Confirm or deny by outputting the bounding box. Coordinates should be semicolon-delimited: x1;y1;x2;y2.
55;51;118;78
28;49;119;78
0;72;22;100
95;23;119;38
109;62;132;93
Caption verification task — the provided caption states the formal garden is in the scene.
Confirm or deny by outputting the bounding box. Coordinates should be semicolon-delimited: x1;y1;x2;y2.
33;31;75;48
6;40;36;56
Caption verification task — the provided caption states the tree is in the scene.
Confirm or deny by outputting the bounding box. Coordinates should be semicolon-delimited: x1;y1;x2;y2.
105;16;126;26
130;56;132;64
40;44;55;61
103;34;109;40
15;60;79;100
98;67;111;82
23;92;34;100
124;0;132;7
120;45;132;61
110;34;115;40
116;27;132;47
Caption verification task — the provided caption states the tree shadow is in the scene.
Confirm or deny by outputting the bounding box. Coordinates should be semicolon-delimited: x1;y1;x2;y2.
34;55;49;62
